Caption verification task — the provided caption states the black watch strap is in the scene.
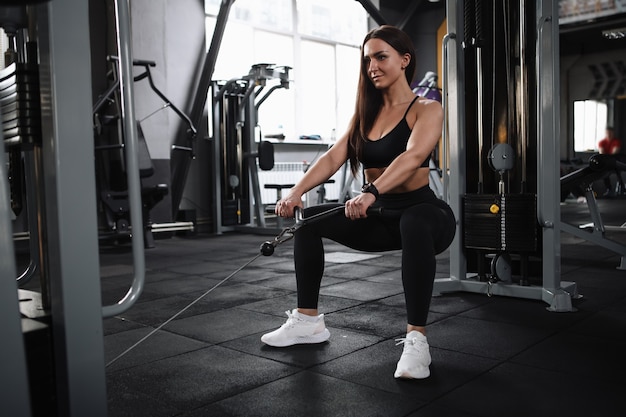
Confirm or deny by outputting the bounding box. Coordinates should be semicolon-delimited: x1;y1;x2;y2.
361;182;379;199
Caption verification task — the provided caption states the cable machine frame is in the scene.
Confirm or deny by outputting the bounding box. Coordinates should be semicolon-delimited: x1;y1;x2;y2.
211;63;291;235
435;0;577;312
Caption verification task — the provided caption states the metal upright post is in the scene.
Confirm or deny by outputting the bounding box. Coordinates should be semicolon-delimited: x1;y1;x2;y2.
244;84;266;228
536;0;576;311
171;0;235;219
443;0;466;282
37;0;108;415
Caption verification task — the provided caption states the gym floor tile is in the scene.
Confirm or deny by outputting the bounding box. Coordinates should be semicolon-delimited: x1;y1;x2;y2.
162;260;238;275
319;278;404;301
311;339;499;402
142;274;227;297
95;228;626;416
221;326;383;368
325;301;417;337
204;266;284;283
566;308;626;341
426;316;553;360
107;387;181;417
162;307;288;344
357;267;402;284
322;262;398;279
184;370;422;417
429;362;623;417
102;315;145;336
458;296;591;330
250;273;299;291
406;404;484;417
236;293;363;316
427;292;495;316
107;345;299;410
510;330;626;381
104;327;209;372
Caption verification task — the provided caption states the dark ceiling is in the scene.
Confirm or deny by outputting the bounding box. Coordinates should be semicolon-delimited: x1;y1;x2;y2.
379;0;444;13
375;0;445;23
560;13;626;55
372;0;626;56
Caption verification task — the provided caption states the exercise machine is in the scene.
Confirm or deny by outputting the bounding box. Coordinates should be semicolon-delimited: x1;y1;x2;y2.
170;0;234;221
92;56;195;247
1;10;44;288
2;1;153;414
437;0;577;311
560;153;626;269
211;63;290;234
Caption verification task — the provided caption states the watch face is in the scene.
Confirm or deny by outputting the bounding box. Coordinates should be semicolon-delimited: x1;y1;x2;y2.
361;183;377;197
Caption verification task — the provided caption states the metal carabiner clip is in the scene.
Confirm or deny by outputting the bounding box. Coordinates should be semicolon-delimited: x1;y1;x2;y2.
259;207;304;256
259;206;341;256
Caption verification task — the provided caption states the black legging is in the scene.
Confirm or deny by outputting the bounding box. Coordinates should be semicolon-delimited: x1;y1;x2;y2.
294;185;456;326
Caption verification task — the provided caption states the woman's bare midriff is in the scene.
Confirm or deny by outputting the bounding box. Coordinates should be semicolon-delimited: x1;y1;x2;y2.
364;167;430;193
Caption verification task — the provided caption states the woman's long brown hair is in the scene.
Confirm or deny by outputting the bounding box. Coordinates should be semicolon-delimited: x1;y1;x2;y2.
345;25;417;176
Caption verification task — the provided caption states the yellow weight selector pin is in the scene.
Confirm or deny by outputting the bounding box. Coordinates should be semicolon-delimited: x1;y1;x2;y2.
489;204;500;214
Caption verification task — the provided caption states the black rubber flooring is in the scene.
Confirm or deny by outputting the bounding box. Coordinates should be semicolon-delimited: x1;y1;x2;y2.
101;197;626;417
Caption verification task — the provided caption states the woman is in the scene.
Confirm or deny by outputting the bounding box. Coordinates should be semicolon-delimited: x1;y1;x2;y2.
261;25;456;380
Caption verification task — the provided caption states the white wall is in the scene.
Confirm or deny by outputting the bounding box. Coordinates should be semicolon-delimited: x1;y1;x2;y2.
130;0;205;161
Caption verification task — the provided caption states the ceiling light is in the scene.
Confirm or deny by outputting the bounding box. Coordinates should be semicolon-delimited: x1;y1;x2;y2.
602;28;626;39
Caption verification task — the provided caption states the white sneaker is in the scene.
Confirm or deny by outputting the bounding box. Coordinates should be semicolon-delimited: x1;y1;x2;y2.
261;309;331;347
394;330;431;379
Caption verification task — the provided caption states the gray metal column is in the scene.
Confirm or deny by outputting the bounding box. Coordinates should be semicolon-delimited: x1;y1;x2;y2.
37;0;108;415
444;0;466;282
171;0;235;219
0;129;31;417
536;0;574;311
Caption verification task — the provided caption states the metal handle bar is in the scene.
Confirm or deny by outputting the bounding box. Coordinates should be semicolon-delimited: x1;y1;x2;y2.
94;58;158;115
260;205;400;256
137;61;197;136
293;205;390;226
107;55;157;67
535;14;554;229
99;56;197;137
441;32;456;204
102;0;145;318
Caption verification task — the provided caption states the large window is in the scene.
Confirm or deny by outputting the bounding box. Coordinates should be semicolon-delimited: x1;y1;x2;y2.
0;29;8;69
574;99;608;152
205;0;367;141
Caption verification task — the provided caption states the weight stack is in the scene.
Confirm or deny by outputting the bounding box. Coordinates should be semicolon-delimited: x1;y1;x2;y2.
221;199;250;226
464;193;537;252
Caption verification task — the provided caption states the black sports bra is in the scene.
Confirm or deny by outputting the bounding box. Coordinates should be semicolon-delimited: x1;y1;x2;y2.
361;95;430;169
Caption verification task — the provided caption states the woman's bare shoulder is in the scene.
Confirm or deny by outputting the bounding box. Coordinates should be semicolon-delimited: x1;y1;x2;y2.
408;97;442;126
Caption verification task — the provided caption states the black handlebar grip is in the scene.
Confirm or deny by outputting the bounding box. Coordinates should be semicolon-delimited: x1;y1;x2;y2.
366;206;384;216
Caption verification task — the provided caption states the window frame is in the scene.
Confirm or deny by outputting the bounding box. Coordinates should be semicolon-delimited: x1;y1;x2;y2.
205;0;367;142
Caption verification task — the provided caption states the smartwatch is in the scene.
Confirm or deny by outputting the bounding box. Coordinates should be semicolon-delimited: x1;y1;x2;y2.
361;182;379;199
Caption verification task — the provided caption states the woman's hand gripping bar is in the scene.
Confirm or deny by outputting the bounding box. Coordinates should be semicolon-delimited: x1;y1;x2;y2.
259;205;391;256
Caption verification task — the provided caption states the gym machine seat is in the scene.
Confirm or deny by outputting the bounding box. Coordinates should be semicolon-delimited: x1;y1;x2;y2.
560;153;626;269
97;123;168;248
